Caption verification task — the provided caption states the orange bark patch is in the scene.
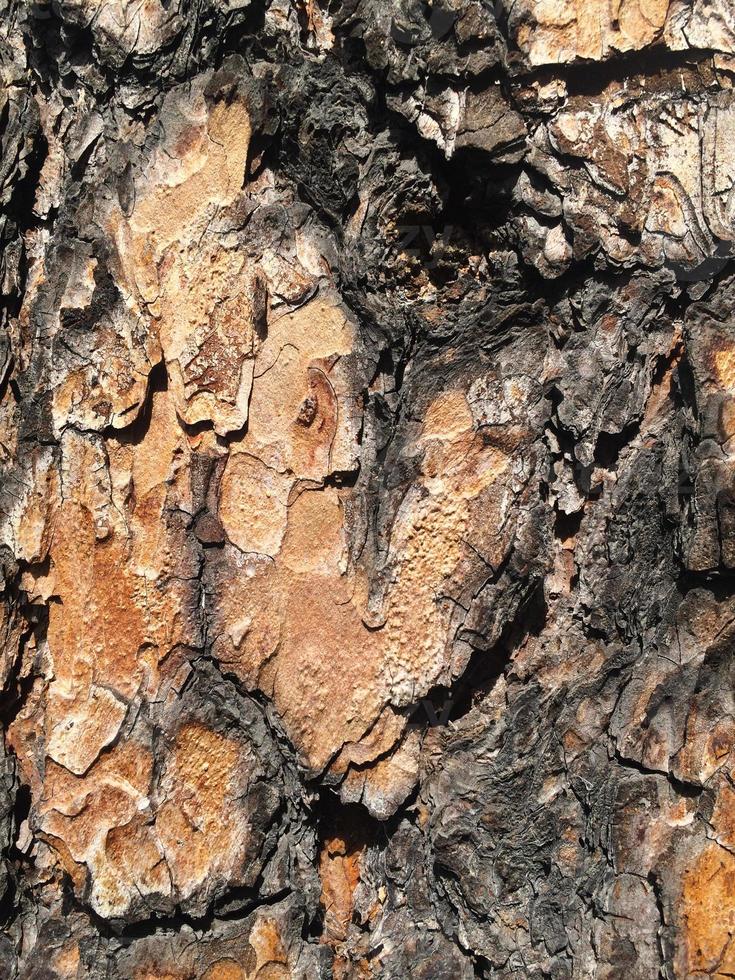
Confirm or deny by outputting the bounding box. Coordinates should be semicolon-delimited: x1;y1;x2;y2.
680;843;735;975
238;300;355;480
281;486;345;575
319;836;363;945
318;805;380;979
219;453;292;556
714;346;735;391
214;378;524;787
156;723;248;901
201;959;247;980
246;915;290;978
111;87;255;436
37;739;156;917
514;0;674;65
46;502;151;701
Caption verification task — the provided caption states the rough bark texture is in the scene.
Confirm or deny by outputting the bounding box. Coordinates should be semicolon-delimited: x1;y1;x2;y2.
1;0;735;977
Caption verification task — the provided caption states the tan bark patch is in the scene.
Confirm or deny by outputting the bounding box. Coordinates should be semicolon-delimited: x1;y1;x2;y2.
680;844;735;975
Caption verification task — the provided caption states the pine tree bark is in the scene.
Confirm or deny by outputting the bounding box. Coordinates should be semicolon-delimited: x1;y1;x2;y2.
1;1;735;976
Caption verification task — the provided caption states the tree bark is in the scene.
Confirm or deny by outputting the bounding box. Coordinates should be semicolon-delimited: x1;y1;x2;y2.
1;0;735;976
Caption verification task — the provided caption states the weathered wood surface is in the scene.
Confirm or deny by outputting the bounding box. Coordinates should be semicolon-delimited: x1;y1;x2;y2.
1;0;735;976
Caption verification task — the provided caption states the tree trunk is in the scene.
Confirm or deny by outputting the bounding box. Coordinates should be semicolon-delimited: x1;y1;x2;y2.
1;0;734;976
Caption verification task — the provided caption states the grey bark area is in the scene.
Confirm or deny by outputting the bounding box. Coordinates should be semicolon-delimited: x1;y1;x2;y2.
1;0;735;976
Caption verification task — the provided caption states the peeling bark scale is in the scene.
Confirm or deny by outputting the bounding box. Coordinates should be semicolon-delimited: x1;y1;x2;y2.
1;0;735;977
